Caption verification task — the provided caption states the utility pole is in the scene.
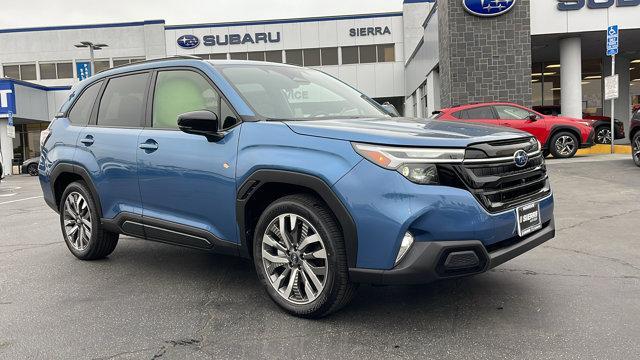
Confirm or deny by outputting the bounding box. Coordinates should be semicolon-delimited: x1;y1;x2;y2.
74;41;108;77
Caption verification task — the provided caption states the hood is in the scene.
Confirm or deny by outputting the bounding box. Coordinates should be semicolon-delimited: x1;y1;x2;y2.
285;117;531;148
549;115;593;127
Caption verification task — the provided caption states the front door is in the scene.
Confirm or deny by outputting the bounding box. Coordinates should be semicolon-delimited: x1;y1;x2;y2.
494;105;548;143
137;69;241;247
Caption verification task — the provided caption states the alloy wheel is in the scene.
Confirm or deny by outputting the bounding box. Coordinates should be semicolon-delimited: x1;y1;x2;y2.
596;128;612;144
63;192;92;251
27;164;39;176
261;213;328;305
555;135;576;156
633;136;640;166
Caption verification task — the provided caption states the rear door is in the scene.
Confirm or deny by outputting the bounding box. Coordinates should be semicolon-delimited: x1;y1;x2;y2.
136;68;241;248
453;106;500;126
494;105;548;143
75;72;150;222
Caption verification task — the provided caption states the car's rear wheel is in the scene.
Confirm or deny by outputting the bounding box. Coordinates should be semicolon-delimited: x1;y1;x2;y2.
60;181;118;260
632;133;640;167
253;194;357;318
550;132;579;158
27;163;38;176
595;126;612;144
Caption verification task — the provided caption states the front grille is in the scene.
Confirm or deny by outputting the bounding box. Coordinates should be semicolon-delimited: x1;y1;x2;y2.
440;137;551;213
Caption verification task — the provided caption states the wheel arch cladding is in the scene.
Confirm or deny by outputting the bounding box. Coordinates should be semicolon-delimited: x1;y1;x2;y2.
51;163;103;217
236;169;358;268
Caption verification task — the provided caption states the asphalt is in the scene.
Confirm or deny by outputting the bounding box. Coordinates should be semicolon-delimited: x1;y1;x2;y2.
0;154;639;359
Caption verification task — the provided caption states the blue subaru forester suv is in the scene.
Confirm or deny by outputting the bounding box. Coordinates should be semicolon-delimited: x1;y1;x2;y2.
39;58;554;318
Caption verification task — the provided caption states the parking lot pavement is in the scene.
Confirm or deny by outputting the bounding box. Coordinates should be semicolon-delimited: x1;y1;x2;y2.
0;156;639;360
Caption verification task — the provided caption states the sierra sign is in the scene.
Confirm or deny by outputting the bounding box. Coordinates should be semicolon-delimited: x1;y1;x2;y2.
558;0;640;10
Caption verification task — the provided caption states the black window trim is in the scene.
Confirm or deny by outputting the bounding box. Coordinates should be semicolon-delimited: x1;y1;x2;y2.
90;70;152;129
146;66;242;132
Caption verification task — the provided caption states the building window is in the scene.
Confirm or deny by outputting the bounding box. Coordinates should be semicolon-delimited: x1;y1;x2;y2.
303;49;321;67
39;62;73;79
210;53;227;60
248;51;266;61
321;47;338;66
94;59;111;74
230;52;248;60
285;50;303;66
2;65;20;79
377;44;395;62
341;46;359;65
359;45;377;64
113;57;145;67
265;50;283;63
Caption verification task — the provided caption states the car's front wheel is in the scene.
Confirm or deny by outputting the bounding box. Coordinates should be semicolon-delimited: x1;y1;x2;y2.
27;163;38;176
253;194;357;318
60;181;118;260
595;126;612;144
550;132;579;158
632;133;640;167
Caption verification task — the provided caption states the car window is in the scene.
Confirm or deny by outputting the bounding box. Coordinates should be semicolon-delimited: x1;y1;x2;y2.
153;70;225;129
68;81;102;126
97;73;149;127
495;105;534;120
452;110;467;119
463;106;496;119
633;110;640;121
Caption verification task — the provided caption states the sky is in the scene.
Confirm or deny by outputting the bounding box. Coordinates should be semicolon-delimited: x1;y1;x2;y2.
0;0;403;29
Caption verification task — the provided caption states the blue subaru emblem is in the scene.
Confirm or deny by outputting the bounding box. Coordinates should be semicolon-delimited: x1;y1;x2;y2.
514;150;529;168
177;35;200;49
463;0;517;17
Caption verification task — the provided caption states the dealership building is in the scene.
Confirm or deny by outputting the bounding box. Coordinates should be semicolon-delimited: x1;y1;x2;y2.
1;0;640;176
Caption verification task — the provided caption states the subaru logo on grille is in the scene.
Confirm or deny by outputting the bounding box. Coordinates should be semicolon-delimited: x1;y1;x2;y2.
514;150;529;168
463;0;517;17
177;35;200;49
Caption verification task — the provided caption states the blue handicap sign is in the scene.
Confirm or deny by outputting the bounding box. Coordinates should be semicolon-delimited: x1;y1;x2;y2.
76;61;92;81
607;25;618;56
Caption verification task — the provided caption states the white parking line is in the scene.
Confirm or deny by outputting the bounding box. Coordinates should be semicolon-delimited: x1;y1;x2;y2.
0;195;44;205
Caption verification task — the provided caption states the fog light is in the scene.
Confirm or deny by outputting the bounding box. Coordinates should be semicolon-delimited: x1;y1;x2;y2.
398;164;439;184
395;232;414;265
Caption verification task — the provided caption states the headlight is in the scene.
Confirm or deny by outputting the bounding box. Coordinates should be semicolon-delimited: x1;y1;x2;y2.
352;143;464;184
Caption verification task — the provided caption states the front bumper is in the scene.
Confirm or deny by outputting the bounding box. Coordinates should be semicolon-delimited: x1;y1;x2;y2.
350;218;555;285
580;128;596;148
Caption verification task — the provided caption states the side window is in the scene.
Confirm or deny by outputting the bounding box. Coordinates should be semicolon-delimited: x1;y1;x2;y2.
465;106;497;119
153;70;221;129
97;73;149;127
632;110;640;121
452;110;467;119
495;105;534;120
68;81;102;126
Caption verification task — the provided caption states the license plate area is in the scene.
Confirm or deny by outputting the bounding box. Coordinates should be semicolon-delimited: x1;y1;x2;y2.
516;202;542;237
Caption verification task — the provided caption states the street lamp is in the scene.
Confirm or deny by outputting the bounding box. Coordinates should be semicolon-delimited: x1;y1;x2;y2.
74;41;108;76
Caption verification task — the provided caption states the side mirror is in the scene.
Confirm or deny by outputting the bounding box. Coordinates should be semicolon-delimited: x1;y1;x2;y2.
381;102;400;117
528;114;538;122
177;111;223;141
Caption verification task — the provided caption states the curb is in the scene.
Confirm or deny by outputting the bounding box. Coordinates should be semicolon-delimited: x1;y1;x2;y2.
577;144;631;156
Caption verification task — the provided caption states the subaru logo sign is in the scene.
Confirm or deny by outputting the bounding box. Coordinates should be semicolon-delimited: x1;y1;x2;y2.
514;150;529;168
463;0;517;17
177;35;200;49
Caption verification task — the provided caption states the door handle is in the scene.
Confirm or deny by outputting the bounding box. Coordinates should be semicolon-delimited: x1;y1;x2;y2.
80;135;94;146
139;139;159;152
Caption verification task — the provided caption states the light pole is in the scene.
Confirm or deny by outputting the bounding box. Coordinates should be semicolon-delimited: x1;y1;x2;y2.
74;41;108;76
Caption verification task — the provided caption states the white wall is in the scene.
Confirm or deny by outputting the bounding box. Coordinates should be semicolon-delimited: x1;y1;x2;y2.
404;8;439;97
402;1;434;62
531;0;640;35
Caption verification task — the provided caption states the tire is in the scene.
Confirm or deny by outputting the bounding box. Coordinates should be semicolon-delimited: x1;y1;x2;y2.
632;132;640;168
27;163;39;176
550;131;579;159
59;181;118;260
595;126;612;144
253;194;358;318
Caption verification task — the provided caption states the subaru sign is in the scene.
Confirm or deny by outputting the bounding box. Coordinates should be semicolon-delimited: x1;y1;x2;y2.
558;0;640;11
177;35;200;49
607;25;619;56
0;80;17;116
76;62;92;81
463;0;517;17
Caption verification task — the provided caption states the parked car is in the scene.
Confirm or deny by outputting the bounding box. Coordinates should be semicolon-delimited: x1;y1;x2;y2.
39;58;555;318
433;102;594;158
532;105;625;144
630;109;640;167
21;157;40;176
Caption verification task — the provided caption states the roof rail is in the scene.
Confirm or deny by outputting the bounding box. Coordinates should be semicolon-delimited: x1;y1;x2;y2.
108;55;203;71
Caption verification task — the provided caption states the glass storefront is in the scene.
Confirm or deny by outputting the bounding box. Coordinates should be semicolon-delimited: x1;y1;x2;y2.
12;122;48;165
532;59;603;116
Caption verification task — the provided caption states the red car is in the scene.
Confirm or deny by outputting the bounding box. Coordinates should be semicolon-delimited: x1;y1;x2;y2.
433;102;595;158
532;105;625;144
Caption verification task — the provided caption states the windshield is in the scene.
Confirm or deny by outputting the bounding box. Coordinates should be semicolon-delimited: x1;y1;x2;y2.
214;63;389;120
